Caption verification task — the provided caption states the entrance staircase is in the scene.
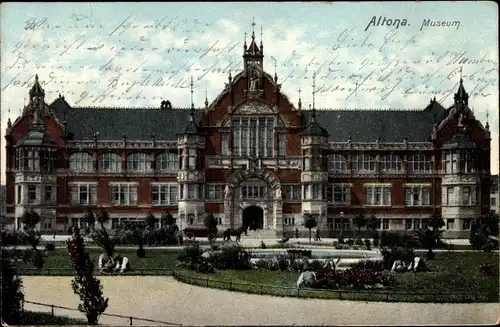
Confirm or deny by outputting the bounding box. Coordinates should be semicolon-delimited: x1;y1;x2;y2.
244;229;279;240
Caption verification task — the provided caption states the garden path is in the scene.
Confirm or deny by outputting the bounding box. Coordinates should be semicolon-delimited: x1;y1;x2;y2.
22;276;498;326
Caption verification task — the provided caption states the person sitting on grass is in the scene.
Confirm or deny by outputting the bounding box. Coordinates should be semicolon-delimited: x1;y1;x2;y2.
297;266;317;288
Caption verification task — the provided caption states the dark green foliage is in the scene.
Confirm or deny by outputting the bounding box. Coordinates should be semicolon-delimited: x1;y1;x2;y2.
354;237;364;246
350;259;384;271
1;249;25;325
144;213;157;230
161;211;176;227
479;263;496;276
0;229;22;246
210;242;251;270
67;229;108;325
416;228;443;260
318;267;396;290
354;214;367;234
373;233;379;247
366;215;378;234
470;214;500;251
380;246;416;269
32;249;45;269
427;214;445;231
379;231;419;248
21;210;41;229
260;240;267;249
302;214;317;242
45;242;55;251
364;239;372;250
88;207;116;257
203;213;218;230
346;239;354;246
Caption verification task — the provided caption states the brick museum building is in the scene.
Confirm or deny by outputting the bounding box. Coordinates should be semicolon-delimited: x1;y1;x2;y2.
3;27;493;238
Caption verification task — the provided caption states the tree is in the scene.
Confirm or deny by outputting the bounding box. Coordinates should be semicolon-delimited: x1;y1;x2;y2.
1;249;25;325
416;227;443;260
20;210;43;269
67;227;109;325
353;213;368;236
144;213;157;231
88;207;116;257
161;211;176;227
470;214;499;251
84;210;96;234
130;225;147;258
204;213;218;230
427;213;445;233
302;214;317;243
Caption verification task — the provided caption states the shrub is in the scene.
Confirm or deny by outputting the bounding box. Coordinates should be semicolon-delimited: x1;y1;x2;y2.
354;238;364;246
44;242;55;252
178;243;203;265
364;239;372;250
380;246;416;270
350;259;383;271
260;241;267;249
0;230;22;246
338;236;345;244
346;239;354;246
32;250;44;269
210;244;220;251
1;249;25;324
373;233;380;247
308;259;324;272
321;267;396;289
352;245;359;250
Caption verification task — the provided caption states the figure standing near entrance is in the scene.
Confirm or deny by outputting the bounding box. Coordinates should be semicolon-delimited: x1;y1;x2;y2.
295;228;299;239
315;228;321;241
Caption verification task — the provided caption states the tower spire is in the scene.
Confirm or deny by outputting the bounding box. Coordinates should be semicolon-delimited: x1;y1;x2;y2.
204;83;209;108
312;71;316;112
298;87;302;110
251;17;256;40
190;76;195;120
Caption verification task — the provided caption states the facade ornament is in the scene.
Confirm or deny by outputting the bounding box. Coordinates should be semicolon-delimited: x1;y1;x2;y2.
248;156;259;171
249;70;259;92
224;184;231;199
275;186;282;199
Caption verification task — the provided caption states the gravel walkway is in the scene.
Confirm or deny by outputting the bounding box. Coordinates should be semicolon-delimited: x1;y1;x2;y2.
22;276;499;326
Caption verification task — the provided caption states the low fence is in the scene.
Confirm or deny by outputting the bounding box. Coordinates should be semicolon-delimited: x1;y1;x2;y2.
171;271;497;303
18;268;497;303
22;300;182;326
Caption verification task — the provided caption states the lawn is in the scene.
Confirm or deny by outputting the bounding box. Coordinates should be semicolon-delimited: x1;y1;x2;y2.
18;311;88;325
180;252;499;302
11;248;182;274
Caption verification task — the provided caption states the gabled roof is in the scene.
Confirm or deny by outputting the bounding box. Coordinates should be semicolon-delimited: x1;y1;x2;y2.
15;120;57;148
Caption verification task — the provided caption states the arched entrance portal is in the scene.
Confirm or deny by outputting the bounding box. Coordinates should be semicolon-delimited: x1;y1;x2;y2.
242;206;264;231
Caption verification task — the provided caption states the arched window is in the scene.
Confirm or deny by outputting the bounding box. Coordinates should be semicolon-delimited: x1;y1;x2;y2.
98;152;122;173
156;152;178;172
231;116;284;157
380;154;403;173
408;153;432;174
69;152;93;172
352;154;375;173
127;152;151;172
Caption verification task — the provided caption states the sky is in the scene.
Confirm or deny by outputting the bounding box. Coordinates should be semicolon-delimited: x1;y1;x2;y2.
0;1;498;183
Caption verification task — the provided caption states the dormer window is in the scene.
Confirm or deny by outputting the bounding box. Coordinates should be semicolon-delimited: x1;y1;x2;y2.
15;148;56;172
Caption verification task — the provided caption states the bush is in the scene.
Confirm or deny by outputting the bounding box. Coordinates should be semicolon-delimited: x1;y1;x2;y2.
178;243;203;265
380;246;416;270
346;239;354;246
212;242;251;270
260;241;267;249
1;230;22;246
320;267;396;290
354;238;363;246
338;236;345;244
364;239;372;250
380;231;419;248
32;250;44;269
210;244;220;251
352;245;359;250
350;259;384;271
45;242;55;252
373;233;379;247
1;249;25;324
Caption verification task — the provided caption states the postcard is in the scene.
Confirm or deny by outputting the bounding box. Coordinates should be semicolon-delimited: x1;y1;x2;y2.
0;2;498;326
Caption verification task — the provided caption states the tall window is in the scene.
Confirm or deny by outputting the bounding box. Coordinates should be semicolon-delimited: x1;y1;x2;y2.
156;152;178;172
16;149;39;171
404;185;430;206
352;154;375;173
327;184;351;204
99;152;122;173
380;154;403;173
408;153;432;174
278;134;286;156
446;186;455;205
151;183;178;205
69;152;94;172
284;185;301;201
69;183;97;205
241;185;267;200
464;151;476;173
110;184;138;205
364;185;391;206
231;117;281;157
27;185;37;204
304;184;323;200
303;148;324;171
221;134;230;156
328;154;347;173
127;153;151;172
444;152;458;174
187;149;197;169
206;184;223;200
405;218;427;230
462;186;473;205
